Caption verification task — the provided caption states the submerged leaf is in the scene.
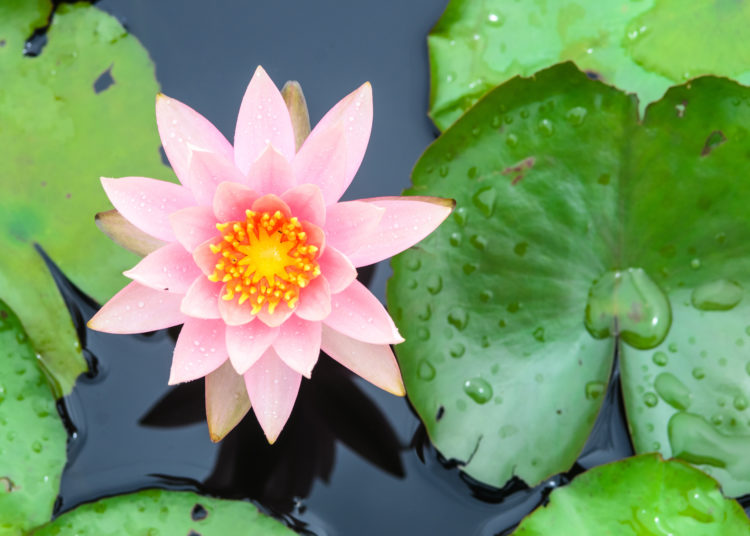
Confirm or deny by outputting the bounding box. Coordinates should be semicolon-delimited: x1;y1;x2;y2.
389;63;750;493
0;1;172;395
428;0;750;130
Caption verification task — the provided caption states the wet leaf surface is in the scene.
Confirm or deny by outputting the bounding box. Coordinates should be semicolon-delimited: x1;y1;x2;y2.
513;454;750;535
0;299;67;534
428;0;750;130
0;0;171;395
388;62;750;493
34;489;295;535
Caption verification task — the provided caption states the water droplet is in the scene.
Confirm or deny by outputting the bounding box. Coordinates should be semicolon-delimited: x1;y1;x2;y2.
439;165;449;177
537;118;554;136
691;279;743;311
505;133;518;147
733;395;748;411
490;115;502;128
417;327;430;340
31;441;42;453
507;302;520;313
426;274;443;294
406;258;421;271
520;109;529;119
463;263;478;275
15;332;27;344
479;290;493;302
585;381;605;400
584;268;672;350
449;343;466;358
406;279;417;289
447;308;468;331
690;258;701;269
487;12;505;26
652;351;668;367
668;342;678;353
417;304;432;321
463;378;493;404
668;412;745;469
565;106;587;126
466;166;478;179
643;392;658;407
417;359;435;381
470;234;488;251
513;241;528;256
472;186;496;217
597;173;611;185
449;232;462;247
654;372;691;410
692;367;706;380
532;326;545;342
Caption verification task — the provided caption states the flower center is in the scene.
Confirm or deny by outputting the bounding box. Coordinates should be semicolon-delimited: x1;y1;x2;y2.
208;209;320;314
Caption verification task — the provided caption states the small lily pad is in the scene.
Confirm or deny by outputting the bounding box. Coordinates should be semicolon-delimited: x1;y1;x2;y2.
388;63;750;492
0;0;171;395
428;0;750;130
512;454;750;535
0;299;67;534
33;489;296;535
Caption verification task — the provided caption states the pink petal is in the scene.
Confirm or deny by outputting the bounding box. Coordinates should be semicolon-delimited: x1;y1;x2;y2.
256;305;294;328
320;325;405;396
324;280;403;344
291;122;348;205
123;243;200;293
295;276;331;321
205;359;251;442
193;238;218;276
185;150;247;205
323;201;384;256
243;348;302;443
346;196;454;267
181;276;221;319
301;220;326;251
101;177;196;242
273;317;321;378
318;246;356;294
88;282;187;334
95;209;166;257
213;182;259;222
251;193;292;217
299;82;372;203
280;183;326;227
218;289;256;326
169;318;228;384
245;144;296;196
156;93;234;184
234;66;296;174
169;206;219;252
226;321;279;374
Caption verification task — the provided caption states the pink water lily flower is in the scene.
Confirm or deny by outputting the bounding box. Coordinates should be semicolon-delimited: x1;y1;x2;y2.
89;66;452;443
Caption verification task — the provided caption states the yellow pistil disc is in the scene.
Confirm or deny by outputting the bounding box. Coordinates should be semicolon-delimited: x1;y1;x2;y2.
208;209;321;314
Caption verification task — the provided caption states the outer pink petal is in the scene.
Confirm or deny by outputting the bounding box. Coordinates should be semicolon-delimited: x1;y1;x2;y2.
244;348;302;443
346;196;454;267
234;66;296;173
193;239;218;276
280;183;326;227
123;243;200;294
156;93;234;184
205;360;251;442
291;122;348;205
169;206;219;252
212;182;259;222
101;177;195;242
226;321;279;374
318;246;356;294
186;150;247;205
245;144;295;195
324;280;403;344
169;318;228;384
218;289;256;326
323;201;384;257
181;276;221;319
298;82;372;203
88;282;187;334
251;193;292;217
320;325;405;396
295;276;331;321
273;317;321;378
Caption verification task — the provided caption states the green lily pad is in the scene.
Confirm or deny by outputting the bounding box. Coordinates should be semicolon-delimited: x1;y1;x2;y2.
387;62;750;492
0;299;67;535
428;0;750;130
512;454;750;535
0;0;171;395
33;489;296;535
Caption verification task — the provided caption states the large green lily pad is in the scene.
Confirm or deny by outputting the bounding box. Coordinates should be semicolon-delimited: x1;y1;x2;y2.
428;0;750;130
0;299;67;535
0;0;171;395
33;489;296;535
512;454;750;535
388;62;750;493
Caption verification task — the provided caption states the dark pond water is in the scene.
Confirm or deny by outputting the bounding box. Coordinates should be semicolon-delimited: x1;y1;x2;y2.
38;0;719;534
